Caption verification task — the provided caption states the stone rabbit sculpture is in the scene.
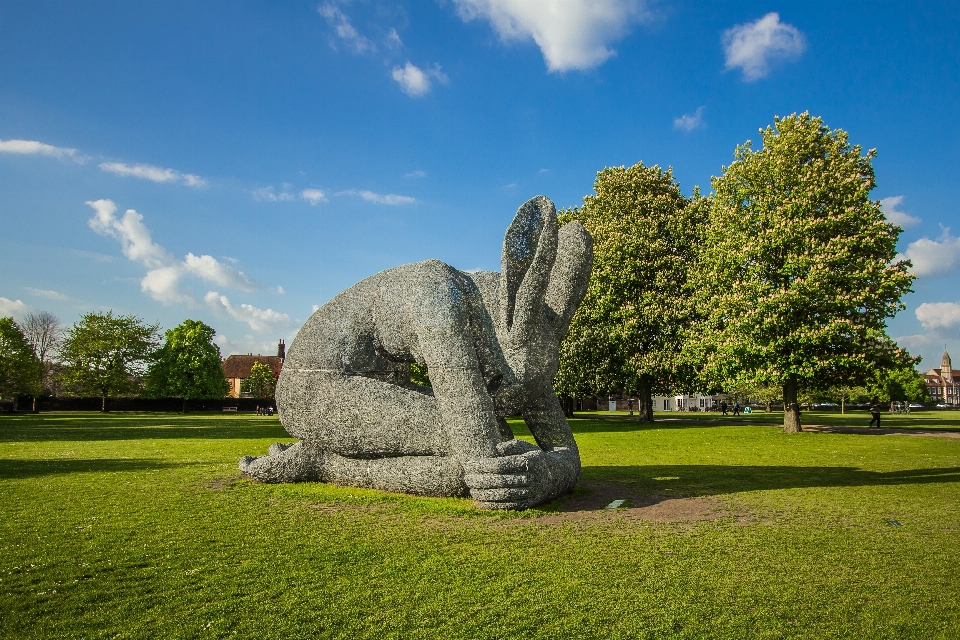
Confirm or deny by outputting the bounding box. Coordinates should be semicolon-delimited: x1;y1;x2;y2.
240;195;593;509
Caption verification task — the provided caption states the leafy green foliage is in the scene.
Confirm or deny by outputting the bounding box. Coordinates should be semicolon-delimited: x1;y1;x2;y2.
240;361;276;398
556;162;704;420
145;319;229;399
58;311;161;408
0;317;42;401
692;113;915;431
409;361;431;388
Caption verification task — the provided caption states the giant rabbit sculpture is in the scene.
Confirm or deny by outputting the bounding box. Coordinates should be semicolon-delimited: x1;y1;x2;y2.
240;196;593;509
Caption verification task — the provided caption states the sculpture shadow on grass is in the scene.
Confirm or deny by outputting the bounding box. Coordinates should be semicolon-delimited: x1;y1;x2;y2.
0;458;202;479
583;464;960;497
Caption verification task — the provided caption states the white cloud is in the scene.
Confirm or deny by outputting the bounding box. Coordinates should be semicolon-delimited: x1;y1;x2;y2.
0;297;34;319
336;189;417;205
880;196;920;228
722;13;806;81
301;188;328;205
673;106;705;132
204;291;294;333
99;161;206;187
0;139;86;162
453;0;649;72
182;174;206;187
916;302;960;330
311;304;321;313
213;333;281;357
391;62;448;97
404;170;426;179
86;199;268;305
86;199;174;269
318;3;376;54
141;266;192;304
252;186;296;202
897;227;960;277
386;28;403;50
276;286;285;295
25;288;69;301
183;253;259;291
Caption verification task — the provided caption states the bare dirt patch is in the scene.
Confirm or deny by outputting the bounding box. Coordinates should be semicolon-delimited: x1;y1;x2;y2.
532;482;732;524
202;477;242;491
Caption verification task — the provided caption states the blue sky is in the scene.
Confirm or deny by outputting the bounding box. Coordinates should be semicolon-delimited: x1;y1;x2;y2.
1;0;958;370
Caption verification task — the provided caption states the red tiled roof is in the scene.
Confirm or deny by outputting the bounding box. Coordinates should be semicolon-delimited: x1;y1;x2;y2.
222;355;282;379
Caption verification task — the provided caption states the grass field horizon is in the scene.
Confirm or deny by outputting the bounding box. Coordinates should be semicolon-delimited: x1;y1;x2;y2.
2;411;958;638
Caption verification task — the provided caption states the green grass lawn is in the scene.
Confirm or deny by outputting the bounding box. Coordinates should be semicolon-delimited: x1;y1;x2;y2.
1;410;958;639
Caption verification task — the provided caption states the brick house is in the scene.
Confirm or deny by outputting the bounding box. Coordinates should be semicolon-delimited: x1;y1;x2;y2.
222;340;285;398
924;350;960;406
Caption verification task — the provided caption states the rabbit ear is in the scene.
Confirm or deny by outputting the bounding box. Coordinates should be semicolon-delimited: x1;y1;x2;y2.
499;196;558;339
544;221;593;340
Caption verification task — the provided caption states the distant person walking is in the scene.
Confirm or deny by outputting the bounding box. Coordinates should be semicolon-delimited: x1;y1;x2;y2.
720;400;728;416
869;396;882;428
733;401;741;417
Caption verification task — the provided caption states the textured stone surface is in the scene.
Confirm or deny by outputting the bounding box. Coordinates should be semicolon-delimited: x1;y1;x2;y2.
240;196;593;509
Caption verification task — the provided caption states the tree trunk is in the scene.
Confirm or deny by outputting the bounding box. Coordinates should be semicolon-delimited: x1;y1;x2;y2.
782;377;801;432
560;396;574;418
765;402;771;413
635;378;654;422
31;396;37;413
101;395;107;413
841;396;845;415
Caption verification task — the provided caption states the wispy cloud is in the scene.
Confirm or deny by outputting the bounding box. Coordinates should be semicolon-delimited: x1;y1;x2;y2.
404;170;426;179
896;227;960;278
386;28;404;50
0;139;87;162
204;291;294;333
99;161;207;187
0;297;34;319
880;196;920;228
336;189;417;205
301;188;328;205
916;302;960;330
391;62;448;97
673;106;705;132
318;3;376;54
25;288;70;301
252;186;296;202
723;12;806;81
85;199;268;305
452;0;650;72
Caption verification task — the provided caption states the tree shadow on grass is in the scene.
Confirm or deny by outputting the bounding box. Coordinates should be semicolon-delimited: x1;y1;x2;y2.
0;418;289;443
0;458;202;479
583;464;960;497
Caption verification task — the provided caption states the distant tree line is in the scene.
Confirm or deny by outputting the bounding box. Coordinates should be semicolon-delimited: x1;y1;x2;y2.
556;112;926;432
0;312;238;412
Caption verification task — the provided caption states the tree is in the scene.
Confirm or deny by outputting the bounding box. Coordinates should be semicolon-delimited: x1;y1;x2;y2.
0;317;42;409
59;311;161;411
241;362;276;399
869;365;930;404
556;162;704;421
20;311;61;410
692;113;915;432
145;319;229;406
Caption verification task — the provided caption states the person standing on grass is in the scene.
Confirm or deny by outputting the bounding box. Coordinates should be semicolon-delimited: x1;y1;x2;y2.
869;396;882;428
720;400;728;416
733;401;741;416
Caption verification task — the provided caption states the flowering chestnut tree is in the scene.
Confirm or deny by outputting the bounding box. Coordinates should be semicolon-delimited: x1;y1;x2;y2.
556;162;704;421
692;113;914;432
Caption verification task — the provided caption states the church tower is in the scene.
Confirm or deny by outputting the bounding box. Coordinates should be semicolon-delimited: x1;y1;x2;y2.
942;350;953;382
